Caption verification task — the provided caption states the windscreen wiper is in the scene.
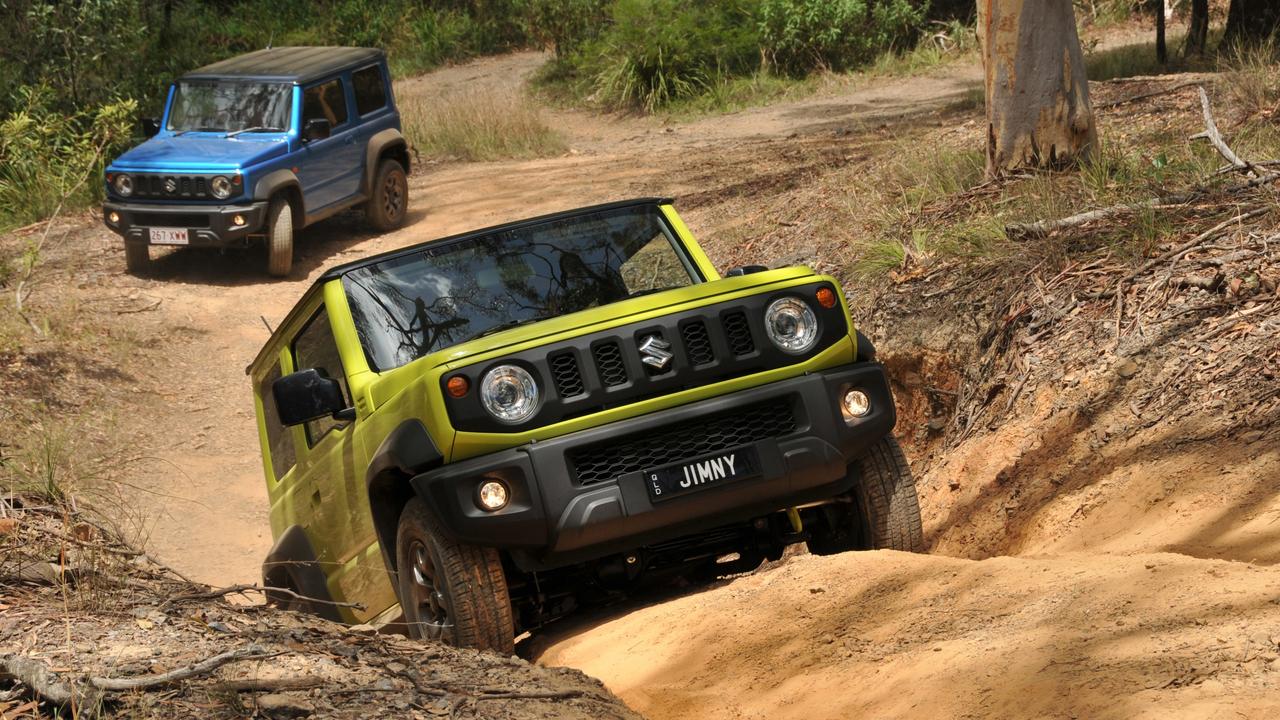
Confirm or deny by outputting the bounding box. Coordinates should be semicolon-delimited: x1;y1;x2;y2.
626;285;682;299
472;317;547;340
227;125;286;138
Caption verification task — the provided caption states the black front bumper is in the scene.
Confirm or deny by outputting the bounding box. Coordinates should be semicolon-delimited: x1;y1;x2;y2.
412;362;896;572
102;200;268;247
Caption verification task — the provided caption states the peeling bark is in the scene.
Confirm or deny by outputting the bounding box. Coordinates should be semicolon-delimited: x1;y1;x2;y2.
978;0;1098;176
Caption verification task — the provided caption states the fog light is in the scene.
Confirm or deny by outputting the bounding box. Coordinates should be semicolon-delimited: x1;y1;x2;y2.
232;214;246;226
477;480;509;511
840;389;871;422
107;211;120;224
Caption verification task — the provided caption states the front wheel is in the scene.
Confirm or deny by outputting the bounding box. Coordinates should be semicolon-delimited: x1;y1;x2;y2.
124;243;150;275
395;497;515;653
265;199;294;277
807;436;924;555
366;159;408;232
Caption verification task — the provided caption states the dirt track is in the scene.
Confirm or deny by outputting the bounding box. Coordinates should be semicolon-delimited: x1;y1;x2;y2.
46;37;1280;720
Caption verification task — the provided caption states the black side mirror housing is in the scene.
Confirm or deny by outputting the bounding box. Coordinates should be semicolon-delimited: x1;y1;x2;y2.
273;368;349;426
140;117;161;138
303;118;331;142
726;265;768;277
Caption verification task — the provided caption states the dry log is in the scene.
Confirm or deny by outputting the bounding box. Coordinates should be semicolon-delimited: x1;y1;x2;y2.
0;654;98;708
1096;80;1204;110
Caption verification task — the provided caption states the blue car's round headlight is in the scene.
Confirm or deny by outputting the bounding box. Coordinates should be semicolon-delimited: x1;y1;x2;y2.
210;175;233;199
113;174;133;197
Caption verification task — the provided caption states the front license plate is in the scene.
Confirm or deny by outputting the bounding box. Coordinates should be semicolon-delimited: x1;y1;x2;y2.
149;227;189;245
645;445;760;503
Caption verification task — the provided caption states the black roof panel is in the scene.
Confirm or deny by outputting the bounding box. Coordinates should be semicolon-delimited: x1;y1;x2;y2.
181;47;384;84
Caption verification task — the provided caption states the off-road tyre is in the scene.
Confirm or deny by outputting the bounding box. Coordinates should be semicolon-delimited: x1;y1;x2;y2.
807;436;924;555
366;159;408;232
124;243;150;275
395;497;515;653
263;573;311;615
266;198;294;277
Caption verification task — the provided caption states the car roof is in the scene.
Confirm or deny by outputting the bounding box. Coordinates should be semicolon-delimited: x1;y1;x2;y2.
181;47;384;84
247;197;676;376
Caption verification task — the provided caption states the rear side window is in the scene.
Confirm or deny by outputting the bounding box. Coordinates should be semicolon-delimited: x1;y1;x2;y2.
352;65;387;116
303;79;348;128
259;363;296;480
292;308;350;446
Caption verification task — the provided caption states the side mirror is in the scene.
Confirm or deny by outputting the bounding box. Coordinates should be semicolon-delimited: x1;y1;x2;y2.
303;118;331;142
726;265;768;277
140;117;161;138
273;368;350;426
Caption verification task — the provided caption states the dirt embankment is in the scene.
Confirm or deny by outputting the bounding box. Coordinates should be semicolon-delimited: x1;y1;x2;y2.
4;25;1280;720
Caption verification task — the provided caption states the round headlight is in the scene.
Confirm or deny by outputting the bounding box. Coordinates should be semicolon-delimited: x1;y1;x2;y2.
480;365;539;424
764;297;819;354
114;174;134;197
210;175;233;199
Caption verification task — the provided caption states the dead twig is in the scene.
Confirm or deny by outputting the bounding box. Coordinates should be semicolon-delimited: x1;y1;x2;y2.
0;653;99;709
160;582;366;612
89;645;277;692
1096;79;1203;109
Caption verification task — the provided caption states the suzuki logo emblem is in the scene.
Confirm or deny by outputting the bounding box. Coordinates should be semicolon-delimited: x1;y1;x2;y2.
638;335;673;371
163;177;177;193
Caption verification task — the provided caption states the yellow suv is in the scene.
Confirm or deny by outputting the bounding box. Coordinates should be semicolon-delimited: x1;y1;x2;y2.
248;198;922;653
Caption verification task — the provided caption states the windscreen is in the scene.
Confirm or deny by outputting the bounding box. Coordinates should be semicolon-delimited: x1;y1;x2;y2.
344;206;700;371
166;81;292;133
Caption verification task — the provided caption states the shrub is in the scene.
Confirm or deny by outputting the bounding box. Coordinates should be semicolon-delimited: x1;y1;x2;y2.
0;87;136;231
759;0;928;74
584;0;762;111
525;0;610;58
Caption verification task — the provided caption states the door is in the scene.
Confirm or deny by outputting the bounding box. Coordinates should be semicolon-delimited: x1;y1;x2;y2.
296;77;364;212
289;305;370;615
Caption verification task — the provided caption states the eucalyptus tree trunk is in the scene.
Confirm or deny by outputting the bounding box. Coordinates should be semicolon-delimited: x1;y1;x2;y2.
977;0;1098;176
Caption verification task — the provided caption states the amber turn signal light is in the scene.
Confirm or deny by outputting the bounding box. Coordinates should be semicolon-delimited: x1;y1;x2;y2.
815;287;837;309
446;375;470;398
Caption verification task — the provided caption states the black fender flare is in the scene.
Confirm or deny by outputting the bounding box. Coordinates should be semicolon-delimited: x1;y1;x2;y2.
253;169;304;223
362;128;410;195
855;329;876;363
261;525;342;622
366;419;443;571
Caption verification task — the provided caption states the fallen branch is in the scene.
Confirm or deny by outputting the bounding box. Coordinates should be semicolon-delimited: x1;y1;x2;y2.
89;645;276;692
0;654;98;709
1190;86;1262;177
160;582;366;612
1007;172;1278;238
473;689;586;702
1086;207;1270;301
1096;79;1203;109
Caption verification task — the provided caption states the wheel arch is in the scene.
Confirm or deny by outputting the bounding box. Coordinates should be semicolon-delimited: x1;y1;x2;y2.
363;129;410;195
366;419;443;572
254;169;304;228
261;525;343;622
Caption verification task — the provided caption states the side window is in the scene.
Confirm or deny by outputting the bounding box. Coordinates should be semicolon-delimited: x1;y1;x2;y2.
259;363;296;480
303;79;348;128
292;308;350;446
352;65;387;116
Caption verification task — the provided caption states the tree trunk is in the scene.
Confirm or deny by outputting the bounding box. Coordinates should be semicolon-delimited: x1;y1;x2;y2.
978;0;1098;176
1184;0;1209;57
1155;0;1167;65
1224;0;1280;45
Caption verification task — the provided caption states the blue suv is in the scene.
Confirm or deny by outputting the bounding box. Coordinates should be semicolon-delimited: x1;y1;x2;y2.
102;47;410;276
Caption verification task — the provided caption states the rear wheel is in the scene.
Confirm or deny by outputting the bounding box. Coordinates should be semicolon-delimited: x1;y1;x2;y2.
124;243;150;275
807;436;924;555
395;497;515;653
366;159;408;232
265;198;294;277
